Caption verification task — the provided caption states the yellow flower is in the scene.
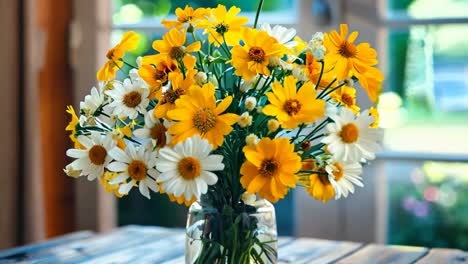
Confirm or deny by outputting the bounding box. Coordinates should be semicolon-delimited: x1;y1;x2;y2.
369;107;379;128
167;83;238;149
161;6;210;29
299;160;335;203
159;184;196;206
289;36;307;59
146;28;200;69
153;71;194;119
100;171;128;198
237;112;252;128
138;57;178;99
231;28;284;81
97;31;140;81
65;105;84;149
304;52;334;88
324;24;377;81
198;5;248;47
240;138;301;203
330;86;360;114
262;76;326;129
360;67;384;102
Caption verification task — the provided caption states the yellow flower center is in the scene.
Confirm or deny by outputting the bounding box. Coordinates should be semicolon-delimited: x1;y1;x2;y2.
150;123;167;148
193;108;216;134
169;46;185;60
161;89;184;104
339;41;357;58
88;145;107;165
332;163;345;181
123;91;142;108
178;157;201;180
127;160;147;181
259;159;279;178
341;93;354;106
215;23;229;34
249;47;266;63
340;123;359;143
106;48;116;60
283;99;302;116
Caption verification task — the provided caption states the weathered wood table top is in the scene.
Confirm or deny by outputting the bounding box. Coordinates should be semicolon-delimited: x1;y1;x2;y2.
0;226;466;263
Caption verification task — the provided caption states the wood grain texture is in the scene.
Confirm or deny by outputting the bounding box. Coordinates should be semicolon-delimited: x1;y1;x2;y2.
416;248;468;264
278;238;362;264
1;226;466;264
0;0;19;250
36;0;75;237
337;244;428;264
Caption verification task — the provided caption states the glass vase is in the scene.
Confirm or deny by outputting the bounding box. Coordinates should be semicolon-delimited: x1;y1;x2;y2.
185;198;278;264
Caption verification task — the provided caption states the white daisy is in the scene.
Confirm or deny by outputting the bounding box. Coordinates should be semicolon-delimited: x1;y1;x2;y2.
80;86;105;117
106;78;150;119
156;135;224;200
259;23;297;49
326;160;363;199
65;132;116;181
107;142;159;199
322;108;382;162
133;109;171;148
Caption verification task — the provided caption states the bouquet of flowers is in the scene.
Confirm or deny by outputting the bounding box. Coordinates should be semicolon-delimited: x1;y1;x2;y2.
65;2;383;263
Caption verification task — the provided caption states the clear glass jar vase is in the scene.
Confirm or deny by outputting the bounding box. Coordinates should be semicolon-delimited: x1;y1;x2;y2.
185;198;278;264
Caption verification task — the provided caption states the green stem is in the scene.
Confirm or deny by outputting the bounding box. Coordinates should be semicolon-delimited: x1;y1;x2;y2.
253;0;265;29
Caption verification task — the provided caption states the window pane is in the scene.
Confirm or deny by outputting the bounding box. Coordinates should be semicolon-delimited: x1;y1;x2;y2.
386;160;468;250
382;24;468;154
387;0;468;19
113;0;296;25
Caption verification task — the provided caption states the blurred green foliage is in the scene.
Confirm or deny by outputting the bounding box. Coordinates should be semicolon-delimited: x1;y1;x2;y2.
388;162;468;250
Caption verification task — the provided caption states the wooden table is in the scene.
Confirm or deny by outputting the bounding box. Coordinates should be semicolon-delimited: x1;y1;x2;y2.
0;226;466;263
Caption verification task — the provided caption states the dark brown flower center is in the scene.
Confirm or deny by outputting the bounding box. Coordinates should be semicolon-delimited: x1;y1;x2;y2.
161;89;185;105
106;48;116;60
150;123;167;148
123;91;142;108
341;93;354;106
128;160;147;181
283;99;302;116
154;69;168;82
249;47;266;63
215;23;229;34
339;41;357;58
259;159;279;178
169;46;185;60
88;145;107;165
193;108;216;134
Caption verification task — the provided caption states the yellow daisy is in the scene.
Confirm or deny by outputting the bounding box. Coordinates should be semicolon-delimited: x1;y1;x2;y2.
138;57;178;99
240;137;301;203
359;66;384;102
100;171;128;198
167;83;238;149
198;4;248;46
304;52;334;88
324;24;377;81
97;31;140;81
231;28;284;81
299;160;335;203
369;107;379;128
65;105;83;149
262;76;326;129
147;28;200;69
161;6;210;29
330;86;360;114
153;71;194;120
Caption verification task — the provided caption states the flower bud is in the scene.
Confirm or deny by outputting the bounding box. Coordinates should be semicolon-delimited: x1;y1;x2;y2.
245;134;259;146
244;97;257;111
267;119;280;133
195;72;208;86
237;112;253;128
